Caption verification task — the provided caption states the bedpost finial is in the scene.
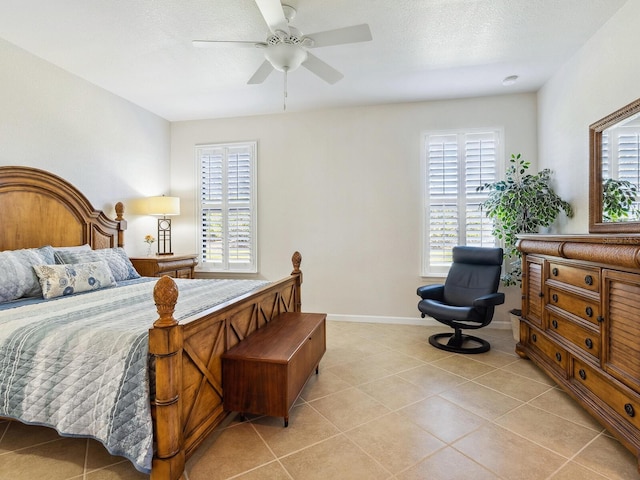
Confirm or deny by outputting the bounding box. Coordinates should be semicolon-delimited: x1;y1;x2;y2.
153;275;179;328
115;202;124;221
291;251;302;275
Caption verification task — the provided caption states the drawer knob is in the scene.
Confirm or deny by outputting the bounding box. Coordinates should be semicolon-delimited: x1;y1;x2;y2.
555;352;562;362
585;338;593;349
552;268;559;276
585;307;593;317
532;334;537;342
597;315;605;323
552;294;559;302
625;403;636;418
584;275;593;286
551;319;558;329
538;291;544;298
579;369;587;380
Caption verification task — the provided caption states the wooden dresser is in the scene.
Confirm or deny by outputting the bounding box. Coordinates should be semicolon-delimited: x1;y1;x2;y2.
517;234;640;471
129;253;198;279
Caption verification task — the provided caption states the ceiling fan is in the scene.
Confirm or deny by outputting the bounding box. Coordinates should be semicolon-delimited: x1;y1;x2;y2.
193;0;372;86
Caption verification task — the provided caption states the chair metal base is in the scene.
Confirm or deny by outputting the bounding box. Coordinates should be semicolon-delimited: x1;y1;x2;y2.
429;331;490;354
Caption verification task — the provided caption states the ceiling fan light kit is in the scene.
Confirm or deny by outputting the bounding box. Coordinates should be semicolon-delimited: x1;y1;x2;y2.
194;0;372;108
264;40;308;72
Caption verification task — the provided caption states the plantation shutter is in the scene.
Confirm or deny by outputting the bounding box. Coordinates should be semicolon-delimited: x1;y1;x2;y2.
198;142;257;272
602;127;640;218
423;130;499;275
465;132;498;248
426;134;459;268
617;131;640;186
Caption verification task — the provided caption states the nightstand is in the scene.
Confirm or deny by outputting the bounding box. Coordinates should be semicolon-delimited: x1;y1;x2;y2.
130;253;198;279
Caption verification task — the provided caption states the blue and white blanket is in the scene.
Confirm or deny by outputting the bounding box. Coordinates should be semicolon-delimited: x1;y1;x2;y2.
0;277;269;473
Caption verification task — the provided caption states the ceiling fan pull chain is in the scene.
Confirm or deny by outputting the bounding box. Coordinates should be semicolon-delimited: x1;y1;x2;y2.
283;68;288;111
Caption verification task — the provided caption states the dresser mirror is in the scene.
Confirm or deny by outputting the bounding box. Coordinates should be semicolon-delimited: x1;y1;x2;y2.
589;97;640;233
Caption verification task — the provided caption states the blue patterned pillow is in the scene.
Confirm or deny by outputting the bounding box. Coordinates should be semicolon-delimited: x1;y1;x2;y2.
55;247;140;281
33;261;116;299
0;246;56;302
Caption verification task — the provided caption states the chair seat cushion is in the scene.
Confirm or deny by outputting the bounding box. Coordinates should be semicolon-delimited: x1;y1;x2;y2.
418;298;484;323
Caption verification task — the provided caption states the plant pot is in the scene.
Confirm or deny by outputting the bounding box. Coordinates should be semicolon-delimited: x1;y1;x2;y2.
509;309;521;342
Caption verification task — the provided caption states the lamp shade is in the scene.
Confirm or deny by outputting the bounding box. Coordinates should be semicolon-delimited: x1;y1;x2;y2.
146;196;180;216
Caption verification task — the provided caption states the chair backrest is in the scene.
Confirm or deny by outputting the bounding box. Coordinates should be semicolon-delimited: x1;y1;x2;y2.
443;246;503;307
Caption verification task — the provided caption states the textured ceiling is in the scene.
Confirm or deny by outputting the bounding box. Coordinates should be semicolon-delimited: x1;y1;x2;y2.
0;0;628;121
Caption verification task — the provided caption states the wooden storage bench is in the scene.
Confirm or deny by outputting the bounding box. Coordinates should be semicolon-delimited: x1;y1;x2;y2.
221;312;326;427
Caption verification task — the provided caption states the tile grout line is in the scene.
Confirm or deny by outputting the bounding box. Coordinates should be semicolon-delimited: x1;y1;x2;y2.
82;439;90;480
543;431;614;480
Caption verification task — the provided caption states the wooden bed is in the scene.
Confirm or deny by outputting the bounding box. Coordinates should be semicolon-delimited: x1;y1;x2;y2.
0;166;303;480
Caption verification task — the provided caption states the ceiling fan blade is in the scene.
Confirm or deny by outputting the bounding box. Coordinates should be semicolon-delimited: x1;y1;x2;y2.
254;0;290;34
247;60;275;84
302;53;343;84
306;24;372;48
193;40;267;48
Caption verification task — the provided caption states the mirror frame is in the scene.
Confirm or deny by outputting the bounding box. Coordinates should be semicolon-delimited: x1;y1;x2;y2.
589;97;640;233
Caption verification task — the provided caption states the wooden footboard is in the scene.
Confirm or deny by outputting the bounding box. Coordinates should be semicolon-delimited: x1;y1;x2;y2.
148;252;303;480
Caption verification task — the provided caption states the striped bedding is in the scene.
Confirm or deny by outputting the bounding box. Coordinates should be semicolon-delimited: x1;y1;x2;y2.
0;277;269;473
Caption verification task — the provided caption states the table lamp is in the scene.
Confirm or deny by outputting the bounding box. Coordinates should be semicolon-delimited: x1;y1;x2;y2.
147;195;180;255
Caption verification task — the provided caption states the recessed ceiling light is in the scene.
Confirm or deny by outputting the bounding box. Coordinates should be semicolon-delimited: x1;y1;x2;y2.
502;75;519;86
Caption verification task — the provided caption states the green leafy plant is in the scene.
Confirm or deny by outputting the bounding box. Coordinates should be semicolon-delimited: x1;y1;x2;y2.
477;153;574;287
602;178;638;222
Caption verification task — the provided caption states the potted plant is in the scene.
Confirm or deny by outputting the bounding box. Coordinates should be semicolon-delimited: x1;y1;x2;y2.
477;154;574;339
602;178;638;222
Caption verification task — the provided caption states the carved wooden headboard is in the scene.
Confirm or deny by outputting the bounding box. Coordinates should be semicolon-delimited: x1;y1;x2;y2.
0;166;126;251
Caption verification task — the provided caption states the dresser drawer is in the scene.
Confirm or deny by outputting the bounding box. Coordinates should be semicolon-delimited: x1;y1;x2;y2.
529;329;568;374
163;269;191;278
548;261;600;293
548;313;600;360
547;286;600;325
175;268;192;279
573;358;640;430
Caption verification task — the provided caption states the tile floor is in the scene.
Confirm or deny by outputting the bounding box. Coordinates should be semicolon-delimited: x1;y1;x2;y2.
1;321;639;480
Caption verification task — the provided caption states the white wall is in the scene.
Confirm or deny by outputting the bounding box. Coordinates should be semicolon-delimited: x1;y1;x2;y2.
538;0;640;233
0;38;171;256
171;93;537;322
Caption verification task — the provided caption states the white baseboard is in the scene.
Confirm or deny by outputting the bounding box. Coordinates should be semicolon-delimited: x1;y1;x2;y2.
326;314;511;330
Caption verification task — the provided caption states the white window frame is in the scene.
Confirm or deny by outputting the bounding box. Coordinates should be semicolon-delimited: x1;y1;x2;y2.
196;141;258;273
421;128;503;277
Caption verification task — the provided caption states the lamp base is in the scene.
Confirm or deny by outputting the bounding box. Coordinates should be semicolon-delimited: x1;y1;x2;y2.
157;217;173;256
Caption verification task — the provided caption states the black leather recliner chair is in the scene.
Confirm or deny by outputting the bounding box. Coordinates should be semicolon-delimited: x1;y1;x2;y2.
417;246;505;354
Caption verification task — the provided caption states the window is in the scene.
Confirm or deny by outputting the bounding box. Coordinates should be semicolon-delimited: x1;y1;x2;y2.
602;127;640;183
197;142;257;273
602;124;640;218
421;130;501;275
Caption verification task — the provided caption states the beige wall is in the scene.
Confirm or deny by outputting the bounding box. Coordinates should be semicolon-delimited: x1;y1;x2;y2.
0;38;171;256
9;0;638;325
171;93;537;323
538;0;640;233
